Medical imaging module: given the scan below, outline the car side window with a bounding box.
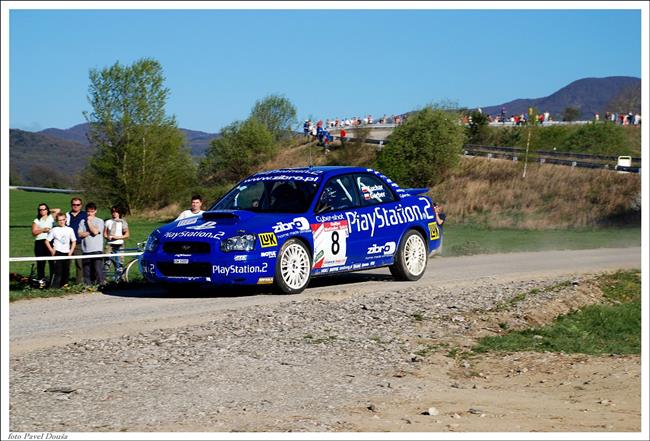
[315,174,359,214]
[355,174,396,206]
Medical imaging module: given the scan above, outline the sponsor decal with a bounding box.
[257,277,274,285]
[353,263,362,269]
[177,217,198,227]
[272,217,310,234]
[260,250,277,258]
[344,199,434,237]
[367,241,397,256]
[173,258,189,264]
[141,263,156,275]
[173,254,191,257]
[213,263,269,276]
[360,183,387,201]
[234,255,248,261]
[428,222,440,240]
[315,213,345,223]
[243,174,320,183]
[164,230,225,240]
[259,232,278,248]
[311,221,348,268]
[186,221,218,230]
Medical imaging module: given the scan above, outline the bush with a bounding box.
[376,107,465,187]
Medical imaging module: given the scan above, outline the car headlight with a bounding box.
[221,234,257,252]
[144,233,160,252]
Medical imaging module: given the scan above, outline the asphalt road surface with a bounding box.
[9,247,641,355]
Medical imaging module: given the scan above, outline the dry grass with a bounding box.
[431,157,641,229]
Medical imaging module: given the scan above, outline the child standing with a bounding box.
[45,213,76,288]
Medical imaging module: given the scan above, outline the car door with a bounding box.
[351,173,400,268]
[311,174,361,273]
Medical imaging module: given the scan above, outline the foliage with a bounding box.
[562,106,581,122]
[473,271,641,355]
[466,110,490,144]
[376,107,465,187]
[82,58,195,213]
[250,94,297,141]
[564,121,628,155]
[481,124,639,156]
[199,118,276,186]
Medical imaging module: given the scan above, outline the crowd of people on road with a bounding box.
[31,195,205,289]
[480,106,641,126]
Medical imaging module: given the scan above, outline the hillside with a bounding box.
[481,76,640,120]
[9,129,93,187]
[39,123,218,157]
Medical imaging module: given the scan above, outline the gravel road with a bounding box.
[8,247,642,433]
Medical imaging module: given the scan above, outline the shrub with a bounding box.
[376,107,465,187]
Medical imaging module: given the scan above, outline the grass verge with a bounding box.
[473,270,641,355]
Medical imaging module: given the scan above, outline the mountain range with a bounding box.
[10,75,640,187]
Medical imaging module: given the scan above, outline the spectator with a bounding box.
[44,213,76,289]
[433,202,446,227]
[65,197,86,284]
[340,128,347,147]
[176,195,205,221]
[31,203,60,284]
[78,202,105,286]
[104,205,130,275]
[303,120,310,138]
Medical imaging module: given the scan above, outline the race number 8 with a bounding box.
[332,231,340,254]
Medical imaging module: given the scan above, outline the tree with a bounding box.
[81,58,195,213]
[466,109,490,144]
[376,107,465,187]
[250,94,297,141]
[562,106,581,122]
[199,118,276,186]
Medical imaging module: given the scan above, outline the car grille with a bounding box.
[158,262,212,277]
[162,242,210,254]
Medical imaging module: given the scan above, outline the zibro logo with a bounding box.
[367,241,396,256]
[272,217,310,234]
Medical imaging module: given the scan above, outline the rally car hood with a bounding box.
[156,210,305,239]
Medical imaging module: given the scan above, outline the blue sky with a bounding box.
[8,6,643,133]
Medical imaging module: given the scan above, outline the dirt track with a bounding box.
[8,247,643,433]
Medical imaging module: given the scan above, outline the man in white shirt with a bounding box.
[176,194,205,221]
[45,213,76,288]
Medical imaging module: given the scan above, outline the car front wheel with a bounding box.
[275,238,312,294]
[390,229,427,281]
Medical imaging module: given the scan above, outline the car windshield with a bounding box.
[210,179,319,213]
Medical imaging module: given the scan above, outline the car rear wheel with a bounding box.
[275,239,312,294]
[389,229,427,281]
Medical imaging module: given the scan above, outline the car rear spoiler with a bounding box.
[402,188,429,196]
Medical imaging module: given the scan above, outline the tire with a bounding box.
[389,230,427,281]
[122,259,139,283]
[274,238,312,294]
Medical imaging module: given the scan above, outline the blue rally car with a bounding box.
[141,166,443,294]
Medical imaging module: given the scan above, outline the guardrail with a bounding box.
[327,136,640,173]
[9,186,82,194]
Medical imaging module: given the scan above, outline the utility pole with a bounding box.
[522,128,532,178]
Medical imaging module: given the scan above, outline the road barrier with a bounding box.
[9,251,142,263]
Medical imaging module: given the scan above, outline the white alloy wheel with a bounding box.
[277,240,311,293]
[403,233,427,276]
[389,230,428,281]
